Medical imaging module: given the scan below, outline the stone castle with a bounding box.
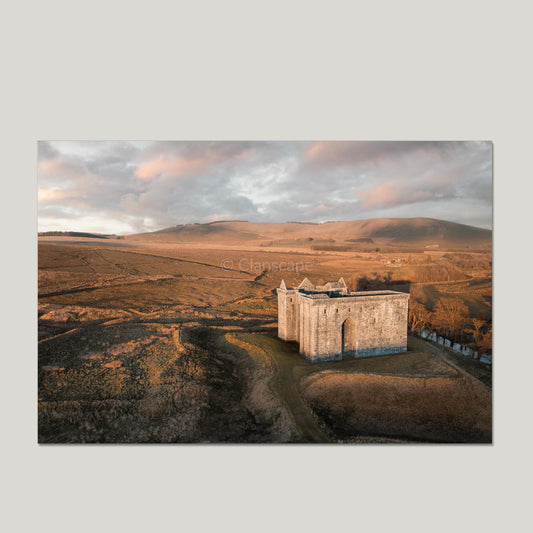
[277,277,409,362]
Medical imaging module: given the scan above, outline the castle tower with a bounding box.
[276,280,300,341]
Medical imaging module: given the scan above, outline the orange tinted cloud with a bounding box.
[305,141,385,166]
[135,155,209,180]
[38,158,86,180]
[135,148,252,180]
[306,141,327,159]
[357,182,431,208]
[38,187,78,202]
[305,141,458,168]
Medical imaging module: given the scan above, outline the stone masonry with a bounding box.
[277,277,409,362]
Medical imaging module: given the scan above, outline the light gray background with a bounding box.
[1,1,530,532]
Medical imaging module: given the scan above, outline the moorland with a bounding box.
[38,217,492,443]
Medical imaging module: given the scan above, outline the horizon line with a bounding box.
[38,215,493,236]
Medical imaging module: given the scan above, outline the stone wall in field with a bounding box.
[419,328,492,365]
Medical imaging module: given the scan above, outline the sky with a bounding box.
[38,140,493,234]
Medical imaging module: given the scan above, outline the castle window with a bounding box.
[324,309,326,314]
[336,309,338,313]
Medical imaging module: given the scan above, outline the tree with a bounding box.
[408,300,429,334]
[471,320,492,355]
[433,297,469,339]
[480,326,492,354]
[472,318,485,346]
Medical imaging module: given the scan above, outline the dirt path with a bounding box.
[225,333,333,443]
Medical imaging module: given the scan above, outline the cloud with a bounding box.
[357,182,431,208]
[38,141,60,161]
[134,141,256,180]
[135,155,209,180]
[38,187,78,203]
[304,141,464,168]
[37,140,493,233]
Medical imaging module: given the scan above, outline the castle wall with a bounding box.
[278,280,409,363]
[298,297,320,358]
[299,292,409,362]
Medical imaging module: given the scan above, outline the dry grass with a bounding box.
[300,372,492,443]
[38,320,298,443]
[38,323,211,442]
[225,333,298,442]
[410,281,492,317]
[38,237,492,443]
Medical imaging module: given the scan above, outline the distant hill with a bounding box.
[125,218,492,250]
[38,231,112,239]
[145,223,260,242]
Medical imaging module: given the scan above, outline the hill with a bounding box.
[38,231,112,239]
[124,217,491,250]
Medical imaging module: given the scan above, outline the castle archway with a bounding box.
[342,317,357,354]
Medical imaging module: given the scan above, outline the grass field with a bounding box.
[410,279,492,318]
[301,372,491,443]
[38,236,492,443]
